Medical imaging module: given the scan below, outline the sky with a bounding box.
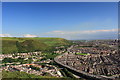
[1,0,120,2]
[2,2,118,40]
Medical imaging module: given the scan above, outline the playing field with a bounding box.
[76,53,88,55]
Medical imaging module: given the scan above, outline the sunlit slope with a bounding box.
[2,40,18,54]
[1,37,70,54]
[2,70,56,78]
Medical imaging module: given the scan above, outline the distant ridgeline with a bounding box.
[1,37,71,54]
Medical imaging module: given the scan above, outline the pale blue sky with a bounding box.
[2,2,118,40]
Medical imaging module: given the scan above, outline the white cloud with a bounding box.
[0,34,12,37]
[48,29,118,35]
[46,29,118,40]
[23,34,38,37]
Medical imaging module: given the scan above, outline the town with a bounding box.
[1,52,63,77]
[55,39,120,80]
[1,39,120,80]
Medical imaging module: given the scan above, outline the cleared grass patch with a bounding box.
[76,53,88,55]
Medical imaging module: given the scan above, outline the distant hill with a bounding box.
[1,37,71,54]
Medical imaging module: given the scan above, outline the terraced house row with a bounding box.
[57,40,120,79]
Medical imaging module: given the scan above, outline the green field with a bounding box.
[2,71,85,80]
[2,70,55,78]
[1,37,71,54]
[41,52,60,60]
[76,53,88,55]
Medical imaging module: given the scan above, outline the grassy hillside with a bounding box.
[2,71,85,80]
[2,70,54,78]
[1,37,70,54]
[2,40,18,54]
